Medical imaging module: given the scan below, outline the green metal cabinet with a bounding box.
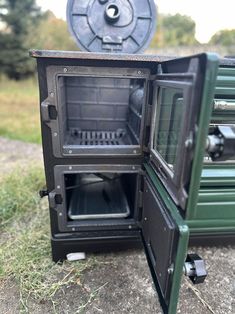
[187,66,235,238]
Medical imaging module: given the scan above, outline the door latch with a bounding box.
[184,254,207,284]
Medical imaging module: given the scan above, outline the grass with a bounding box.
[0,77,41,144]
[0,167,99,313]
[0,166,44,226]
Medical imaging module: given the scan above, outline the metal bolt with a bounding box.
[138,70,142,75]
[168,264,174,274]
[133,150,137,154]
[132,166,136,170]
[59,213,63,217]
[69,150,73,154]
[129,225,132,229]
[57,185,60,189]
[72,228,75,231]
[50,92,54,97]
[54,132,58,137]
[185,138,193,148]
[144,217,147,221]
[64,68,68,73]
[69,166,72,170]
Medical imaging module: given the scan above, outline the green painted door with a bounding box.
[141,54,219,313]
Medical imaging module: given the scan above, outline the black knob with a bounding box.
[184,254,207,284]
[39,189,49,198]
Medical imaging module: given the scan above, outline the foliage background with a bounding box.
[0,0,234,143]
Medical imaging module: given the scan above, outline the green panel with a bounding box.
[186,54,219,220]
[215,67,235,96]
[191,164,235,222]
[201,165,235,186]
[187,219,235,233]
[195,188,235,219]
[145,163,189,314]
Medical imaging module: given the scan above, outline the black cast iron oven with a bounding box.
[31,1,235,313]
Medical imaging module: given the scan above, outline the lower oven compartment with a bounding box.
[53,165,141,228]
[66,173,136,220]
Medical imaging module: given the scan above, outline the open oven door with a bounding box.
[141,54,219,313]
[141,168,189,314]
[149,53,219,211]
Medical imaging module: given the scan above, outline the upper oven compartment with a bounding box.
[42,65,150,158]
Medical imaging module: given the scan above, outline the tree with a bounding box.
[0,0,42,79]
[28,11,78,51]
[210,29,235,46]
[150,13,198,48]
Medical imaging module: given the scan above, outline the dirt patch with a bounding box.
[0,280,20,314]
[0,137,43,177]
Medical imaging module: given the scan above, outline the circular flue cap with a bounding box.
[67,0,157,54]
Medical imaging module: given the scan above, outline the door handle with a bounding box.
[41,101,51,122]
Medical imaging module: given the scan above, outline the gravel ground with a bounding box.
[0,137,43,176]
[0,137,234,314]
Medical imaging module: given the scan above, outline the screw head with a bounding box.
[50,92,54,97]
[168,265,174,274]
[54,132,58,137]
[69,166,72,170]
[69,150,72,154]
[64,68,68,73]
